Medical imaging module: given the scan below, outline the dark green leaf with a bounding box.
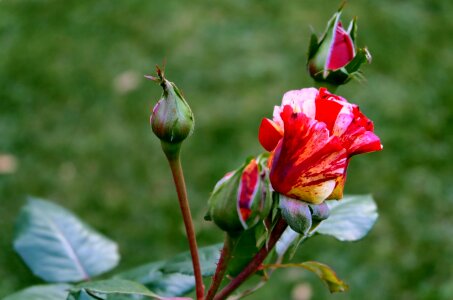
[14,198,120,282]
[67,279,160,300]
[316,194,378,241]
[115,244,221,297]
[161,244,221,276]
[115,261,194,297]
[3,284,71,300]
[226,229,260,277]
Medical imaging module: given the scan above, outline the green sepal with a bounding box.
[347,17,358,43]
[206,166,244,233]
[345,47,371,73]
[307,31,320,60]
[309,202,330,221]
[279,196,312,236]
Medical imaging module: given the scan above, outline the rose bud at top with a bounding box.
[206,156,272,233]
[147,67,194,149]
[258,88,382,204]
[307,7,372,88]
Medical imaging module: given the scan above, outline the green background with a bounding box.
[1,0,452,299]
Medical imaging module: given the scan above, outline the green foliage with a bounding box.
[115,261,194,298]
[263,261,348,293]
[316,195,378,241]
[161,244,221,277]
[2,284,71,300]
[67,279,160,300]
[116,244,221,297]
[297,261,348,293]
[275,195,378,259]
[14,198,120,283]
[225,230,260,277]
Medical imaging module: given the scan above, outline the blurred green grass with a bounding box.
[0,0,452,299]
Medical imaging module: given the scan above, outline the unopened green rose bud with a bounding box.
[206,155,272,234]
[146,66,194,157]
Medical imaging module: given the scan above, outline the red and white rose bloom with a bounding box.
[259,88,382,204]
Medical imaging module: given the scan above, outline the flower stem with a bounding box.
[165,143,204,300]
[206,234,235,300]
[313,81,338,93]
[213,218,288,300]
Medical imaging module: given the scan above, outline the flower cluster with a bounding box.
[208,87,382,235]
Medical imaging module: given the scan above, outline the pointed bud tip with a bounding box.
[338,1,347,12]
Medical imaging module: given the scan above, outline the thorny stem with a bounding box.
[213,218,288,300]
[206,234,235,300]
[166,147,205,300]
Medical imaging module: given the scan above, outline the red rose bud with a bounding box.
[147,67,194,147]
[258,88,382,204]
[206,155,272,233]
[307,8,372,87]
[279,195,312,235]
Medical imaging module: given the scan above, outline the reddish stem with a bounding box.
[213,218,288,300]
[167,157,205,300]
[206,234,235,300]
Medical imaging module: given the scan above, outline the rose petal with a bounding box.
[280,88,319,119]
[258,118,283,152]
[327,22,355,70]
[327,170,347,200]
[237,159,259,227]
[340,107,383,155]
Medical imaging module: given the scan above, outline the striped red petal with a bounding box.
[269,106,347,204]
[315,89,383,156]
[237,159,259,226]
